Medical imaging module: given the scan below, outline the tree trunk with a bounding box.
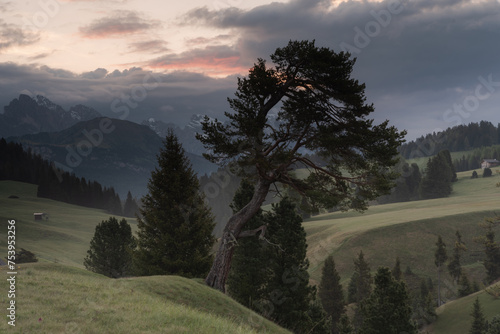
[205,178,272,292]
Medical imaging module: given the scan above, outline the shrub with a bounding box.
[483,168,492,177]
[16,248,38,263]
[471,171,478,179]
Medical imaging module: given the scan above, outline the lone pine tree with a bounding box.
[134,130,215,278]
[84,217,135,278]
[198,39,405,292]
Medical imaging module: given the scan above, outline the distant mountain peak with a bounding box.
[0,94,102,138]
[35,95,60,111]
[187,114,213,129]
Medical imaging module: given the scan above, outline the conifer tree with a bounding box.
[458,273,473,297]
[84,217,135,278]
[359,267,417,334]
[134,130,215,278]
[420,151,454,199]
[348,251,372,304]
[348,251,373,329]
[413,279,436,326]
[226,179,267,308]
[306,298,332,334]
[198,40,405,292]
[123,191,140,218]
[435,235,448,306]
[319,255,346,333]
[337,314,355,334]
[448,230,467,283]
[439,149,457,182]
[482,220,500,283]
[260,197,316,332]
[392,257,402,281]
[486,315,500,334]
[469,297,487,334]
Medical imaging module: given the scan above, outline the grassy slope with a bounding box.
[303,168,500,290]
[0,180,137,268]
[301,168,500,332]
[304,169,500,284]
[0,181,289,333]
[429,282,500,334]
[1,165,499,333]
[0,263,289,333]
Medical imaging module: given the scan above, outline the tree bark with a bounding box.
[205,178,272,292]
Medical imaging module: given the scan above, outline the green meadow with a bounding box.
[0,165,499,333]
[0,263,289,333]
[303,168,500,284]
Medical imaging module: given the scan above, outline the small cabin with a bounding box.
[481,159,500,169]
[34,213,48,221]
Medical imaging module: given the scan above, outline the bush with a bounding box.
[471,171,478,179]
[84,217,135,278]
[16,248,38,263]
[483,168,492,177]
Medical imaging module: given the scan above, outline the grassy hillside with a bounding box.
[0,262,290,333]
[303,168,500,289]
[0,180,137,268]
[0,180,290,333]
[1,164,499,333]
[429,282,500,334]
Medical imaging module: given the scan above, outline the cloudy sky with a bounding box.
[1,0,500,140]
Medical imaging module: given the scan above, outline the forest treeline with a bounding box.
[399,121,500,159]
[453,145,500,172]
[0,138,138,216]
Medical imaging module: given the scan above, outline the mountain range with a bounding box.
[0,94,102,138]
[1,95,218,197]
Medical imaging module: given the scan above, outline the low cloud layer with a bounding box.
[0,63,236,126]
[1,0,499,140]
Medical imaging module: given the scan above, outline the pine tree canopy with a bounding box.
[197,39,406,212]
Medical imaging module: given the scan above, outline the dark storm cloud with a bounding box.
[0,63,236,126]
[79,10,161,38]
[183,0,500,139]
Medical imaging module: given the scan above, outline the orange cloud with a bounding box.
[147,46,249,77]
